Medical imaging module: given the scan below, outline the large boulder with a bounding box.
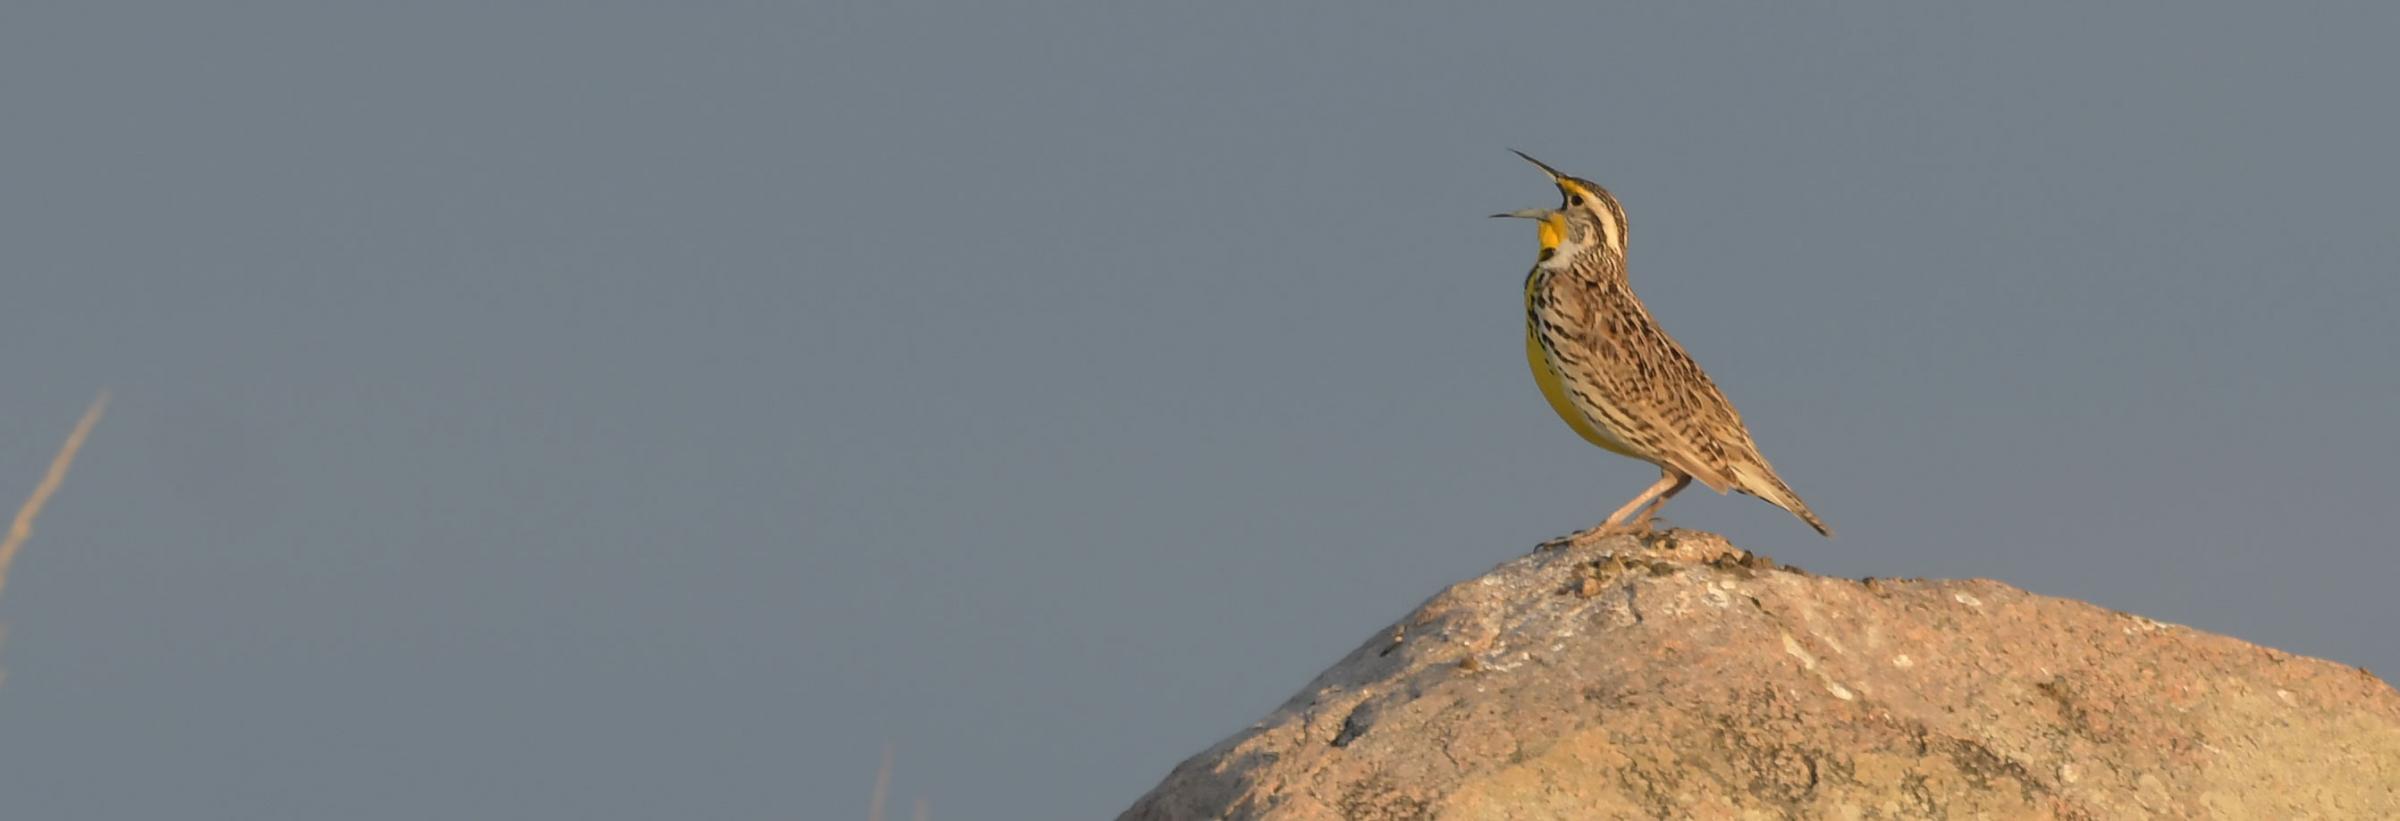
[1122,532,2400,819]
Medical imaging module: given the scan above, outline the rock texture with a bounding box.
[1121,531,2400,820]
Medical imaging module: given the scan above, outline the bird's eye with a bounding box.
[1570,195,1586,206]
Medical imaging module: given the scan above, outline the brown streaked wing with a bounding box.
[1537,272,1760,494]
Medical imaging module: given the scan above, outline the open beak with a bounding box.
[1497,151,1574,220]
[1495,150,1570,219]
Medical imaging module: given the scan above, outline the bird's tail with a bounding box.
[1730,462,1833,538]
[1783,495,1833,539]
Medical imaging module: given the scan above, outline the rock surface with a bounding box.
[1120,531,2400,820]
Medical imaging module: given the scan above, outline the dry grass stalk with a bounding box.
[0,392,109,606]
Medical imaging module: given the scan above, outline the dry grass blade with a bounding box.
[868,742,893,821]
[0,392,110,605]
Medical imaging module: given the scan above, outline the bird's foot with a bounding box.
[1538,520,1655,551]
[1631,514,1677,544]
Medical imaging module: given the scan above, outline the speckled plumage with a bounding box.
[1504,152,1830,539]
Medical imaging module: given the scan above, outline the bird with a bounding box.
[1494,150,1831,543]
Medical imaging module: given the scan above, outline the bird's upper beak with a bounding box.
[1510,149,1567,181]
[1489,208,1555,220]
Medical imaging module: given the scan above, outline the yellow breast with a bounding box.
[1525,277,1643,459]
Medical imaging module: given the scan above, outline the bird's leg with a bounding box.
[1602,469,1684,533]
[1541,470,1686,550]
[1628,472,1692,533]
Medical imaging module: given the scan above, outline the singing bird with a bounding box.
[1496,151,1831,543]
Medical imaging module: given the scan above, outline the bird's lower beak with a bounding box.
[1490,208,1555,220]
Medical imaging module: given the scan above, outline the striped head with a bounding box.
[1492,150,1627,270]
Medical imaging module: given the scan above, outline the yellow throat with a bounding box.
[1533,211,1565,252]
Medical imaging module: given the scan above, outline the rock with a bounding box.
[1120,531,2400,820]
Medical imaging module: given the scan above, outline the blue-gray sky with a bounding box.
[3,3,2395,819]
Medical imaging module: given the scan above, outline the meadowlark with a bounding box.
[1496,151,1831,543]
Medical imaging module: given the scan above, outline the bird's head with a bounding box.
[1492,150,1626,269]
